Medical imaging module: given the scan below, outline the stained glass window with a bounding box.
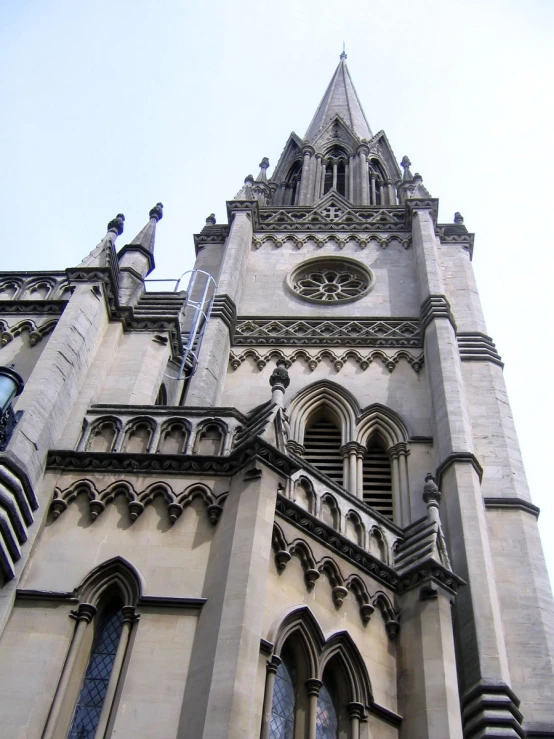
[269,656,296,739]
[68,605,124,739]
[316,681,339,739]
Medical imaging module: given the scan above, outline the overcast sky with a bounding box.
[1,0,553,585]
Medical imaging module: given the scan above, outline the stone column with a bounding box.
[386,180,395,205]
[186,209,253,407]
[320,162,327,198]
[340,442,362,495]
[348,702,365,739]
[369,173,376,205]
[349,155,356,203]
[42,603,96,739]
[313,155,322,202]
[177,462,284,739]
[298,146,314,205]
[260,656,281,739]
[345,161,350,199]
[357,145,369,205]
[306,678,322,739]
[332,161,338,191]
[412,205,523,737]
[390,442,410,527]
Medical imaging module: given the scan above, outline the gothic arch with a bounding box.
[271,605,325,679]
[319,630,373,705]
[288,380,359,444]
[77,556,143,607]
[356,403,409,448]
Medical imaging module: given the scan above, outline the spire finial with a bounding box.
[149,202,163,222]
[340,43,347,61]
[107,213,125,236]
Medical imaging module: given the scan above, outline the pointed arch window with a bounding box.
[363,435,393,520]
[269,654,296,739]
[303,412,343,486]
[68,600,124,738]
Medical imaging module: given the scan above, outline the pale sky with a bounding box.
[1,0,553,585]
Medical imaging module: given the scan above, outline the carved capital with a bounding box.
[306,678,323,697]
[70,602,97,624]
[266,654,282,675]
[348,702,366,721]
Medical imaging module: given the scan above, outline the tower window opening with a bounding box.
[323,167,334,195]
[303,412,343,486]
[286,161,302,205]
[316,674,339,739]
[363,435,393,519]
[336,161,346,197]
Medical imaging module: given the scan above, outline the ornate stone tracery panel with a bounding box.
[234,317,421,347]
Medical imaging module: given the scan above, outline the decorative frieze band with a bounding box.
[457,332,503,366]
[252,233,411,250]
[234,317,421,347]
[257,204,408,232]
[229,348,424,374]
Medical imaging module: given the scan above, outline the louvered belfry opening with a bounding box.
[303,411,343,486]
[363,435,393,520]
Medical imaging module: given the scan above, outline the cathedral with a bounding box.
[0,54,553,738]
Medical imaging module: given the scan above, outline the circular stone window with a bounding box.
[287,256,375,304]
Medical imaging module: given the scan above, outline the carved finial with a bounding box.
[400,156,413,182]
[269,360,290,390]
[149,202,163,222]
[454,212,464,224]
[205,213,216,225]
[107,213,125,235]
[423,472,441,506]
[257,157,270,182]
[340,42,347,61]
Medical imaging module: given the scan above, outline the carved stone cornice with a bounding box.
[420,294,456,332]
[46,436,300,479]
[193,224,230,254]
[0,300,67,316]
[226,199,259,226]
[457,332,503,366]
[406,197,439,223]
[484,497,540,518]
[234,316,421,347]
[257,204,408,233]
[275,495,399,589]
[461,680,524,739]
[395,558,465,596]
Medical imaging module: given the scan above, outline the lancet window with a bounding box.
[303,412,343,486]
[286,161,303,206]
[269,652,297,739]
[363,434,393,520]
[323,147,348,198]
[316,676,339,739]
[68,600,124,738]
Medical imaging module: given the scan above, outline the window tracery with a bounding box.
[269,655,296,739]
[289,257,374,305]
[316,679,339,739]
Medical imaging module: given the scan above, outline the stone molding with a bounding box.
[436,452,484,485]
[47,436,301,479]
[234,316,421,347]
[230,348,424,374]
[461,680,524,738]
[366,701,403,728]
[211,293,237,331]
[484,497,540,518]
[0,300,67,316]
[0,459,38,580]
[16,589,205,611]
[457,332,503,366]
[257,202,408,233]
[420,294,456,332]
[253,232,411,250]
[275,494,399,589]
[0,317,58,347]
[49,478,225,526]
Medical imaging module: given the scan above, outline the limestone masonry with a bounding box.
[0,54,552,738]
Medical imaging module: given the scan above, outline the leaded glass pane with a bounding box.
[269,658,296,739]
[316,682,338,739]
[68,607,124,739]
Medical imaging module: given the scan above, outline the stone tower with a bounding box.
[0,55,552,739]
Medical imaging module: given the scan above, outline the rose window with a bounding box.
[288,257,374,304]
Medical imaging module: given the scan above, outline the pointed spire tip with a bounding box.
[340,42,347,61]
[149,202,163,222]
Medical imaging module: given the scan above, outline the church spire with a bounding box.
[304,54,372,142]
